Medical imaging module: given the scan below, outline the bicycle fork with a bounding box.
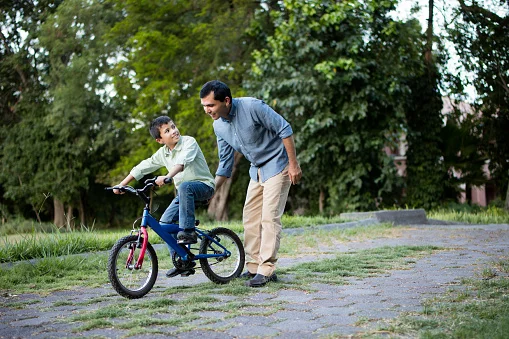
[127,226,149,270]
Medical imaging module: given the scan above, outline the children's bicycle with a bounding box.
[106,177,245,299]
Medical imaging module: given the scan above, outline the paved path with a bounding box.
[1,222,509,338]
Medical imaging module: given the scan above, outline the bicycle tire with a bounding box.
[107,235,158,299]
[199,227,245,284]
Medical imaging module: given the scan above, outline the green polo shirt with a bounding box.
[130,136,215,190]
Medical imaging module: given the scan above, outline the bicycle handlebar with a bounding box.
[105,176,173,205]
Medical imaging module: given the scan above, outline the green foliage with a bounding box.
[248,0,422,212]
[448,1,509,205]
[106,0,264,173]
[0,0,125,225]
[404,65,447,210]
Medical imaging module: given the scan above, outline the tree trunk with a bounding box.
[66,205,74,231]
[53,198,66,228]
[505,179,509,211]
[207,152,243,221]
[78,195,85,227]
[425,0,434,64]
[318,189,325,214]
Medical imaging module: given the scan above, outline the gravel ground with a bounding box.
[1,222,508,338]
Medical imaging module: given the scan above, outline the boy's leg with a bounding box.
[160,197,179,255]
[177,182,214,243]
[243,179,264,275]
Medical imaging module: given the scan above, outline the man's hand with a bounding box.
[289,163,302,185]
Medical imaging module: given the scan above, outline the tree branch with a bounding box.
[457,0,506,24]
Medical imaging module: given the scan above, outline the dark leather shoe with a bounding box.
[177,230,197,244]
[245,273,278,287]
[239,271,256,279]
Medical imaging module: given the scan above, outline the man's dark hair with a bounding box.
[200,80,232,102]
[149,116,173,139]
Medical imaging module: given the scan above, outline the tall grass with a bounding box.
[0,214,346,263]
[0,230,126,263]
[429,205,509,224]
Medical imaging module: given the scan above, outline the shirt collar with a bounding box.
[220,99,237,122]
[163,137,183,156]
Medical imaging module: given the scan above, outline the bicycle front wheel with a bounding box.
[199,227,245,284]
[107,235,158,299]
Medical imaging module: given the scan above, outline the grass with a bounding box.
[428,204,509,224]
[0,229,146,263]
[0,214,347,263]
[59,244,439,336]
[380,258,509,338]
[0,223,393,295]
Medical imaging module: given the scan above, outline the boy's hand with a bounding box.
[113,186,124,195]
[155,176,171,187]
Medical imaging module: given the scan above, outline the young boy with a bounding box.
[113,116,215,277]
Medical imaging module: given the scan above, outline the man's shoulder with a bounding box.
[235,97,262,107]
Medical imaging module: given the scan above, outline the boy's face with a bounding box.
[156,122,180,149]
[201,91,231,120]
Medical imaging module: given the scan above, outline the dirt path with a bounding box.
[1,223,508,338]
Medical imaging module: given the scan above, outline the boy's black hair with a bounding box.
[200,80,232,102]
[149,116,173,139]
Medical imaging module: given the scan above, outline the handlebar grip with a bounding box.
[164,177,173,184]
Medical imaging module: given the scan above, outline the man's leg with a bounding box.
[243,179,264,275]
[258,165,291,277]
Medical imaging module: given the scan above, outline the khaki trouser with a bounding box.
[243,165,292,277]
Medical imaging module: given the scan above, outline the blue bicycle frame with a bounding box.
[140,207,232,261]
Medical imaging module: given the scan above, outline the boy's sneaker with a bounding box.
[166,261,196,278]
[177,230,197,244]
[166,267,196,278]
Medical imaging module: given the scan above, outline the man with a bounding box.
[200,80,302,287]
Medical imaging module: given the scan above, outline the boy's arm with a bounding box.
[155,164,184,186]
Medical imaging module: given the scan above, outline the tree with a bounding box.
[0,0,62,222]
[1,0,123,227]
[450,0,509,209]
[248,0,432,213]
[106,0,272,220]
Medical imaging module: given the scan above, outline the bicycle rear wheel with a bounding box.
[199,227,245,284]
[107,235,158,299]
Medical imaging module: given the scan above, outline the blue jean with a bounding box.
[160,181,214,255]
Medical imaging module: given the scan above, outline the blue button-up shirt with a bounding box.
[214,97,293,183]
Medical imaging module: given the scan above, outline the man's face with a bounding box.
[201,92,230,120]
[156,122,180,149]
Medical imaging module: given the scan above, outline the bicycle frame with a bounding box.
[134,205,233,268]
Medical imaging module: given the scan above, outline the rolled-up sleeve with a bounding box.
[256,101,293,139]
[215,134,235,178]
[130,150,165,181]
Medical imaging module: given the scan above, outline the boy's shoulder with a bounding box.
[181,135,196,143]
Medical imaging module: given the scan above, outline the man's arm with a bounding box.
[282,136,302,185]
[214,175,228,191]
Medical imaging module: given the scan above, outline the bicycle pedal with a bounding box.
[181,269,195,277]
[177,239,197,245]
